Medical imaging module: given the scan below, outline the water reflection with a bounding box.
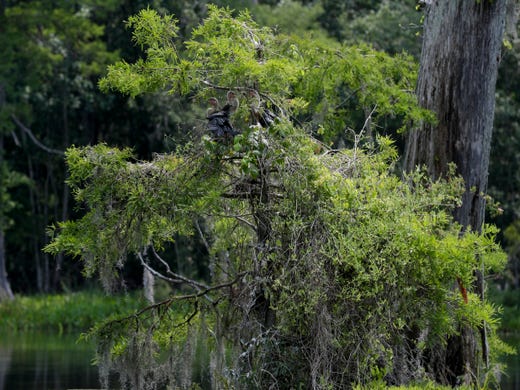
[0,332,99,390]
[0,332,519,389]
[0,344,12,390]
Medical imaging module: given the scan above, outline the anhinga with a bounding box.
[248,90,276,128]
[206,92,239,142]
[206,97,220,117]
[224,90,239,114]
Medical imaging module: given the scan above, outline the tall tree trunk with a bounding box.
[0,230,14,301]
[0,137,14,301]
[404,0,506,385]
[0,83,14,301]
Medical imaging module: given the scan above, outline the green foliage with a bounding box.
[0,161,30,231]
[489,285,520,332]
[99,6,431,142]
[46,143,221,290]
[99,8,180,96]
[341,0,422,58]
[258,139,505,386]
[251,0,327,37]
[46,5,508,389]
[319,0,381,40]
[0,290,144,332]
[1,0,145,293]
[2,1,119,117]
[290,38,434,139]
[48,130,507,387]
[270,141,509,384]
[355,381,471,390]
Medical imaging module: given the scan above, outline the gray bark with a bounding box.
[0,229,14,301]
[404,0,507,385]
[0,87,14,301]
[0,36,15,299]
[405,0,506,231]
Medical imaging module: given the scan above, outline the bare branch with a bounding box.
[234,215,257,231]
[201,80,255,94]
[145,247,210,291]
[10,130,21,147]
[361,105,377,133]
[138,252,191,287]
[150,244,176,275]
[98,271,249,330]
[194,220,212,254]
[11,115,65,155]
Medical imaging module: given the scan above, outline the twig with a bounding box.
[234,216,257,231]
[194,220,212,254]
[10,130,21,147]
[201,80,255,94]
[361,105,378,133]
[11,114,65,155]
[138,252,201,289]
[99,271,249,328]
[147,247,210,290]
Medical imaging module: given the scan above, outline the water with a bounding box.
[0,332,99,390]
[0,332,519,389]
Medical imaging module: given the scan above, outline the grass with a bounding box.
[0,290,146,333]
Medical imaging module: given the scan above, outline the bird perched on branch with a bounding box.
[223,90,239,115]
[206,97,220,117]
[206,92,239,142]
[249,90,276,128]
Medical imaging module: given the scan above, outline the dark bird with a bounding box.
[249,90,276,128]
[206,96,239,142]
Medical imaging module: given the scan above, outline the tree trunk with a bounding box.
[0,132,14,302]
[0,57,12,301]
[0,229,13,301]
[405,0,506,229]
[404,0,506,385]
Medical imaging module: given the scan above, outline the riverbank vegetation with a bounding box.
[0,290,145,333]
[2,288,518,335]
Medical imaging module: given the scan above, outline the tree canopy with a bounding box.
[45,6,509,389]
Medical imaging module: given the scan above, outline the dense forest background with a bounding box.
[0,0,519,296]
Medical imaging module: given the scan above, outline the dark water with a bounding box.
[0,332,519,389]
[0,332,99,390]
